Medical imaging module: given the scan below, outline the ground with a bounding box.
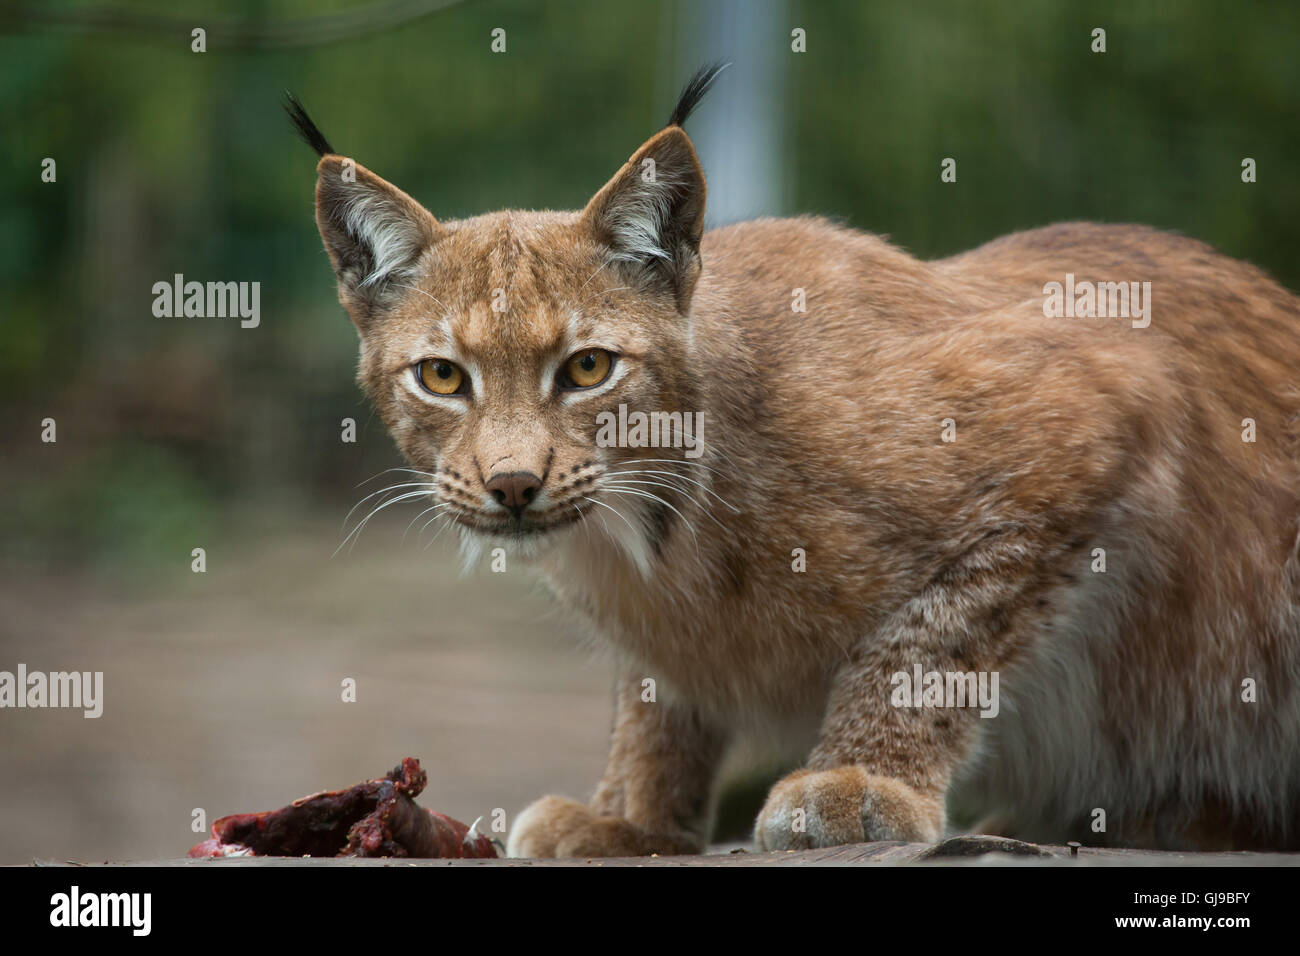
[0,511,611,865]
[5,512,1296,868]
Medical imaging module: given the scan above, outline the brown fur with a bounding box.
[307,114,1300,855]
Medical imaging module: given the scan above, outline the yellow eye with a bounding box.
[561,349,613,389]
[416,359,465,396]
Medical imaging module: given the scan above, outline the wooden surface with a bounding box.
[29,835,1300,867]
[10,524,1298,871]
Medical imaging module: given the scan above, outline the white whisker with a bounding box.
[604,467,740,513]
[608,456,733,481]
[580,494,639,535]
[576,257,614,295]
[422,512,458,551]
[355,466,436,488]
[403,503,450,544]
[335,488,437,557]
[342,481,438,530]
[601,486,699,545]
[600,478,727,534]
[393,283,449,312]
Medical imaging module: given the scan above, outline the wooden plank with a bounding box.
[27,835,1300,867]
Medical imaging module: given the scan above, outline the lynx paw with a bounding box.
[507,795,699,858]
[754,767,943,850]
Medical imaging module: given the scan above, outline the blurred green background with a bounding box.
[0,0,1297,862]
[2,0,1297,568]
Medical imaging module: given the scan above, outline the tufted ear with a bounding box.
[581,127,707,306]
[580,63,726,310]
[313,156,441,320]
[285,93,440,324]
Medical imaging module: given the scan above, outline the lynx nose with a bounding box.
[486,471,542,515]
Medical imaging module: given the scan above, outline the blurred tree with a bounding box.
[1,0,1296,567]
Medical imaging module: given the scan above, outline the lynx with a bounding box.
[288,65,1300,855]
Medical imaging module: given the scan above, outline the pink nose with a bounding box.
[486,471,542,514]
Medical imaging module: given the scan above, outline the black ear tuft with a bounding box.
[283,91,335,157]
[666,62,730,129]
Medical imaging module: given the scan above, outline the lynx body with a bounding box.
[289,69,1300,854]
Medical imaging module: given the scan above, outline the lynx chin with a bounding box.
[289,63,1300,856]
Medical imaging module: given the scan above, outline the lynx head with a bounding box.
[288,65,727,570]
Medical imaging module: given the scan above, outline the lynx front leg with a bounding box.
[754,653,959,849]
[508,673,725,857]
[756,540,1044,850]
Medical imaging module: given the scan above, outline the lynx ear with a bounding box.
[284,94,438,319]
[582,127,706,305]
[581,63,727,307]
[313,156,441,317]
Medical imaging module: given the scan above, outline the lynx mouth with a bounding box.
[455,500,591,538]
